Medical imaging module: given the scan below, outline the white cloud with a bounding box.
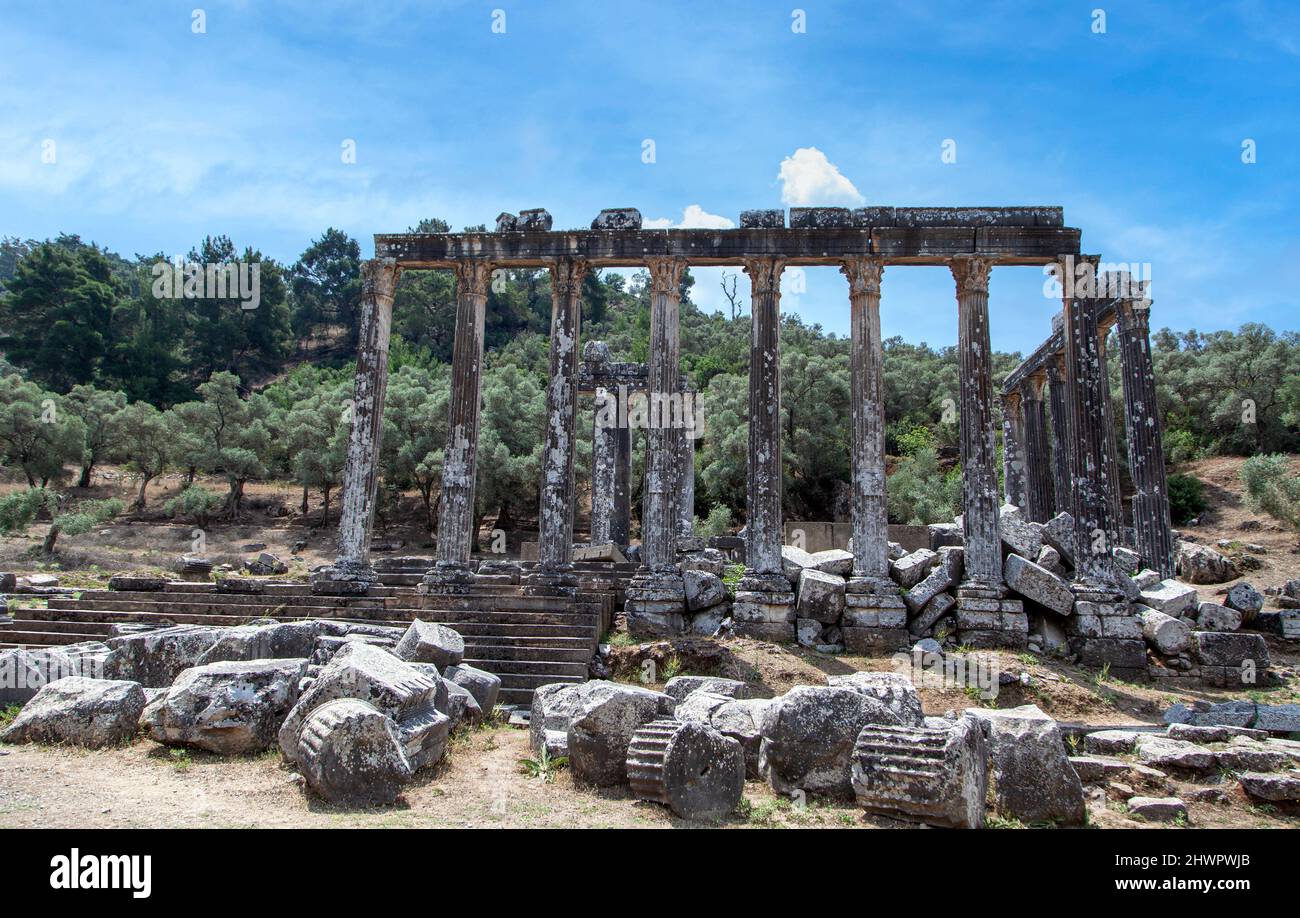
[777,147,864,206]
[644,204,734,229]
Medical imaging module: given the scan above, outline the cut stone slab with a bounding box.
[1068,755,1132,784]
[1127,796,1186,822]
[566,681,675,787]
[1176,541,1238,585]
[0,644,108,705]
[682,570,727,612]
[998,503,1042,560]
[796,568,846,623]
[626,719,745,820]
[1004,553,1073,616]
[1212,738,1293,773]
[1132,569,1162,591]
[296,698,412,806]
[1137,609,1191,655]
[396,703,451,771]
[851,715,987,829]
[890,549,936,589]
[1237,771,1300,802]
[104,625,233,688]
[1191,631,1269,670]
[1081,729,1139,756]
[780,544,818,583]
[663,675,753,702]
[808,549,854,577]
[144,658,307,755]
[1195,602,1242,633]
[758,685,919,799]
[529,682,582,757]
[1138,580,1198,617]
[903,562,957,614]
[0,677,145,749]
[1134,735,1216,773]
[1166,723,1266,744]
[966,704,1085,826]
[1036,545,1064,577]
[393,620,465,669]
[1041,512,1075,566]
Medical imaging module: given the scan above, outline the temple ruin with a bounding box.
[312,204,1174,664]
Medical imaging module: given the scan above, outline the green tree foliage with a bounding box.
[1239,454,1300,530]
[0,487,56,533]
[290,228,363,348]
[167,372,271,518]
[1166,472,1208,524]
[164,485,225,527]
[885,448,962,525]
[65,384,127,487]
[0,376,86,486]
[381,365,450,531]
[43,498,124,554]
[475,363,546,537]
[112,401,171,508]
[0,241,121,390]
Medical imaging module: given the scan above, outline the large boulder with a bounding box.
[796,569,846,623]
[393,620,465,669]
[529,682,583,757]
[442,664,501,716]
[1176,541,1238,585]
[674,691,770,779]
[0,643,108,705]
[966,704,1085,826]
[566,681,675,786]
[1003,553,1074,616]
[1195,602,1242,633]
[143,658,307,754]
[758,685,918,799]
[296,699,413,806]
[826,671,925,727]
[1,677,145,748]
[278,642,438,762]
[683,570,727,612]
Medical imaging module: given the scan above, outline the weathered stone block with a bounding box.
[851,716,987,828]
[788,206,852,228]
[1195,601,1242,633]
[796,568,846,623]
[740,209,784,228]
[682,569,727,612]
[297,698,412,806]
[891,548,937,589]
[1191,631,1269,671]
[1176,541,1238,585]
[591,207,642,231]
[626,719,745,819]
[1225,582,1264,617]
[516,208,552,231]
[808,548,854,577]
[1004,553,1073,615]
[394,620,465,669]
[1138,579,1199,617]
[0,677,145,749]
[1137,609,1191,656]
[966,704,1085,826]
[567,680,675,786]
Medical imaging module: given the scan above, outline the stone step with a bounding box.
[462,644,591,663]
[0,618,114,635]
[82,590,390,610]
[0,629,107,646]
[462,657,589,678]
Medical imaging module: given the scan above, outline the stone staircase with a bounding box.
[0,559,636,706]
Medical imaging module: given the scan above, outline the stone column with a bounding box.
[1057,255,1122,591]
[1046,356,1071,516]
[624,258,689,635]
[1115,288,1175,577]
[675,421,697,540]
[840,256,906,651]
[1001,392,1027,510]
[1097,321,1126,543]
[732,256,795,641]
[315,258,399,594]
[426,260,493,588]
[612,418,632,548]
[951,255,1026,649]
[590,387,618,546]
[1019,375,1054,523]
[528,257,588,589]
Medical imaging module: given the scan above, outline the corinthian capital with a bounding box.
[840,255,884,297]
[361,258,400,301]
[548,257,591,297]
[741,256,786,295]
[453,259,494,298]
[949,255,994,297]
[645,256,687,297]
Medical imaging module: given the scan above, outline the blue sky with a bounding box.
[2,0,1296,354]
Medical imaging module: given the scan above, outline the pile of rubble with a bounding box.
[0,617,501,806]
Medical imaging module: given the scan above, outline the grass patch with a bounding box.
[0,704,20,729]
[517,746,568,783]
[167,748,193,772]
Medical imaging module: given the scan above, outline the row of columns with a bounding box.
[1003,265,1174,579]
[323,249,1172,607]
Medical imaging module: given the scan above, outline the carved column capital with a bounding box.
[949,255,994,297]
[453,259,494,298]
[1002,390,1024,421]
[742,255,787,295]
[645,256,687,296]
[1020,373,1047,402]
[840,255,884,296]
[361,258,400,300]
[548,257,591,297]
